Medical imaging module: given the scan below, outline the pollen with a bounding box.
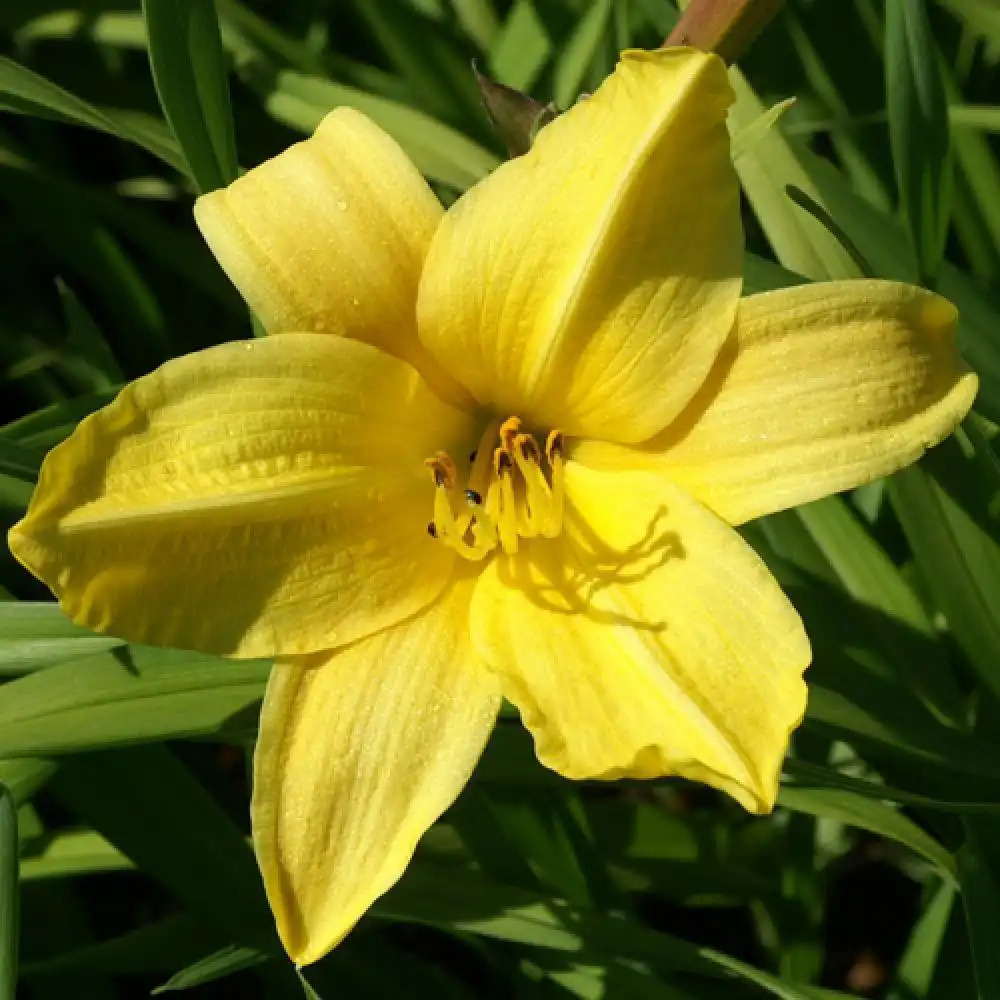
[424,418,565,561]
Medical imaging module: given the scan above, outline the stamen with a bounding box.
[511,432,551,537]
[432,477,488,560]
[544,431,565,538]
[424,418,565,558]
[425,451,457,489]
[494,449,520,555]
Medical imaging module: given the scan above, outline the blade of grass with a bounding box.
[553,0,613,108]
[728,68,858,280]
[489,0,552,93]
[0,57,185,175]
[141,0,239,192]
[0,788,16,1000]
[957,819,1000,1000]
[896,881,957,996]
[153,946,268,994]
[885,0,953,284]
[0,644,269,756]
[19,830,132,881]
[52,745,272,940]
[778,786,958,882]
[0,761,56,808]
[888,438,1000,704]
[253,68,498,190]
[0,602,124,677]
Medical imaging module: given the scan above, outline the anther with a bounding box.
[500,416,522,452]
[424,418,565,559]
[545,430,564,462]
[425,451,457,489]
[517,435,541,463]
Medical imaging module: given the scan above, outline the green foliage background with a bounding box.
[0,0,999,996]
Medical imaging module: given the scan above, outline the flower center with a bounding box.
[425,416,565,560]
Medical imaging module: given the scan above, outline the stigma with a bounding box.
[425,417,565,561]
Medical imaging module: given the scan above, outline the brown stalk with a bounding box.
[663,0,784,63]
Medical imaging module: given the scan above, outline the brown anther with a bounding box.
[465,489,483,505]
[427,521,439,538]
[515,433,541,463]
[545,430,564,462]
[425,451,457,488]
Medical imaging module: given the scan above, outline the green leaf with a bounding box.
[885,0,953,283]
[489,0,552,93]
[52,745,272,939]
[950,105,1000,131]
[778,786,958,881]
[700,950,855,1000]
[802,149,1000,424]
[888,438,1000,703]
[20,830,132,882]
[253,68,499,191]
[152,945,267,993]
[731,98,796,163]
[0,57,185,174]
[785,758,1000,815]
[56,280,124,390]
[0,788,16,1000]
[20,915,216,978]
[803,683,1000,785]
[141,0,239,192]
[0,644,269,756]
[450,0,500,51]
[553,0,613,109]
[1,393,116,454]
[347,0,484,131]
[727,69,858,280]
[0,603,124,677]
[0,760,56,808]
[297,969,323,1000]
[896,882,957,996]
[957,819,1000,1000]
[794,496,963,724]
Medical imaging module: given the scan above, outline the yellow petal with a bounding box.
[194,108,469,407]
[252,576,501,965]
[417,48,742,443]
[9,334,473,657]
[577,280,978,524]
[471,463,810,812]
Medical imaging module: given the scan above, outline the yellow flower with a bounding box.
[8,49,976,965]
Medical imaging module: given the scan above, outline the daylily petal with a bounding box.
[417,48,742,443]
[576,280,978,524]
[471,463,810,812]
[252,576,501,966]
[195,108,469,406]
[9,334,473,657]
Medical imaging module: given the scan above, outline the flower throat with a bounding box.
[426,417,564,560]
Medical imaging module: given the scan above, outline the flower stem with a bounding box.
[663,0,784,64]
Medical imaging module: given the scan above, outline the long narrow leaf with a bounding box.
[141,0,239,192]
[885,0,953,283]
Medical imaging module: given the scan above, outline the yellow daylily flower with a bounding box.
[8,48,976,966]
